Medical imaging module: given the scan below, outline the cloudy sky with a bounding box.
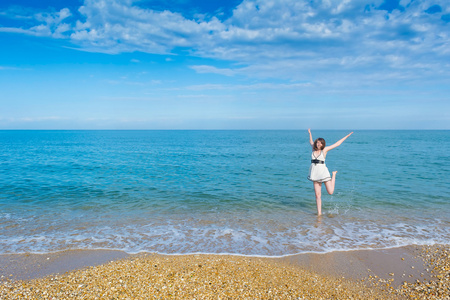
[0,0,449,129]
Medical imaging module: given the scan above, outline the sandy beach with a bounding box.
[1,244,449,299]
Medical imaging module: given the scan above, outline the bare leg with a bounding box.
[313,182,322,216]
[324,171,338,195]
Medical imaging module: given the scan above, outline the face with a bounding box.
[316,140,323,150]
[314,138,325,150]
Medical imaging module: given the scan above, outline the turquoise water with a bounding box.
[0,130,449,256]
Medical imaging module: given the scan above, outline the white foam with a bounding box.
[1,211,449,256]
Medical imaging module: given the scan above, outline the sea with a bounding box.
[0,130,449,256]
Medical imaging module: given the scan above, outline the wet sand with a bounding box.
[0,250,129,282]
[1,245,448,299]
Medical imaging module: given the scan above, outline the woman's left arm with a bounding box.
[324,132,353,153]
[308,128,314,147]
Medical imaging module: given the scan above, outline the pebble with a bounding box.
[394,245,450,299]
[364,244,450,299]
[1,245,449,299]
[0,253,392,299]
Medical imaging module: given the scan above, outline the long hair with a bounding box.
[313,138,326,151]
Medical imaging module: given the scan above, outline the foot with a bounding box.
[332,171,338,177]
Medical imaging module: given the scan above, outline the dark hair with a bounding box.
[313,138,326,151]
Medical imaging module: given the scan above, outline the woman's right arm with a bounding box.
[308,128,314,147]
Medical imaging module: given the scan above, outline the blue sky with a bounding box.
[0,0,449,129]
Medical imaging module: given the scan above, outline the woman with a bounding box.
[308,129,353,216]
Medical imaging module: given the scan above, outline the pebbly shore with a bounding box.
[1,244,448,299]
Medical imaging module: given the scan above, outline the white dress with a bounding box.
[307,151,331,182]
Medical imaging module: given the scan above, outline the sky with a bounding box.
[0,0,449,130]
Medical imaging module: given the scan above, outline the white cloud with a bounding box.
[1,0,449,85]
[67,0,224,54]
[185,82,312,91]
[7,116,66,122]
[0,65,30,71]
[190,65,236,76]
[0,7,71,38]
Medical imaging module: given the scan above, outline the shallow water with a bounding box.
[0,130,449,255]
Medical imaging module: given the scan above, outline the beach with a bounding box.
[1,130,449,298]
[1,244,449,299]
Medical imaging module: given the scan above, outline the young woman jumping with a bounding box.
[308,129,353,216]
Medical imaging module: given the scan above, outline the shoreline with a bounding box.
[1,245,448,299]
[0,245,429,284]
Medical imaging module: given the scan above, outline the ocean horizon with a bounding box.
[1,130,449,256]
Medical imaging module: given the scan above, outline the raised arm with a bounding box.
[308,128,314,147]
[324,132,353,154]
